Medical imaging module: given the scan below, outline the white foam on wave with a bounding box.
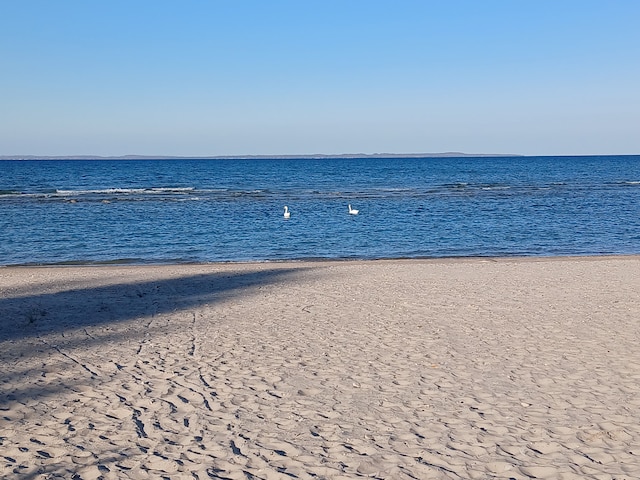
[55,187,195,196]
[149,187,195,193]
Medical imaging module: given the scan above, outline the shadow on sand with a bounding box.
[1,265,327,478]
[0,266,310,404]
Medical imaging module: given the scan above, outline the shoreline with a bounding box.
[3,252,640,269]
[2,256,639,478]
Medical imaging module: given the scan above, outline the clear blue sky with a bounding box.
[1,0,639,156]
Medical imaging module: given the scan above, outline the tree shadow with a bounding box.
[1,267,306,340]
[1,264,341,479]
[0,266,312,405]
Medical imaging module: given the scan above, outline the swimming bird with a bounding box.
[348,204,359,215]
[283,206,290,219]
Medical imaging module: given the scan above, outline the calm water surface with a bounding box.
[1,156,639,265]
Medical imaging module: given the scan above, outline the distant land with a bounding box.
[0,152,522,160]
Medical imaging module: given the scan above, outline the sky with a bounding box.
[1,0,639,157]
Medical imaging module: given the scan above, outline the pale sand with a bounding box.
[1,257,640,479]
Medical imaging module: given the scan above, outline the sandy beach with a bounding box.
[1,256,640,479]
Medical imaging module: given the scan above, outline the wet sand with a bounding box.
[1,257,640,479]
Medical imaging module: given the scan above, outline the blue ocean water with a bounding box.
[1,156,640,265]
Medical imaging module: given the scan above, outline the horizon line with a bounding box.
[2,152,639,160]
[1,152,517,160]
[0,152,598,160]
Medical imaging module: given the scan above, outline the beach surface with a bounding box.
[1,257,640,479]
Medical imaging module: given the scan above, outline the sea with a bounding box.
[1,155,639,266]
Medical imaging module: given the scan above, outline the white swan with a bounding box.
[283,206,290,219]
[348,204,359,215]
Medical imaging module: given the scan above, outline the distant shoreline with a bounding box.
[1,152,523,160]
[3,153,640,161]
